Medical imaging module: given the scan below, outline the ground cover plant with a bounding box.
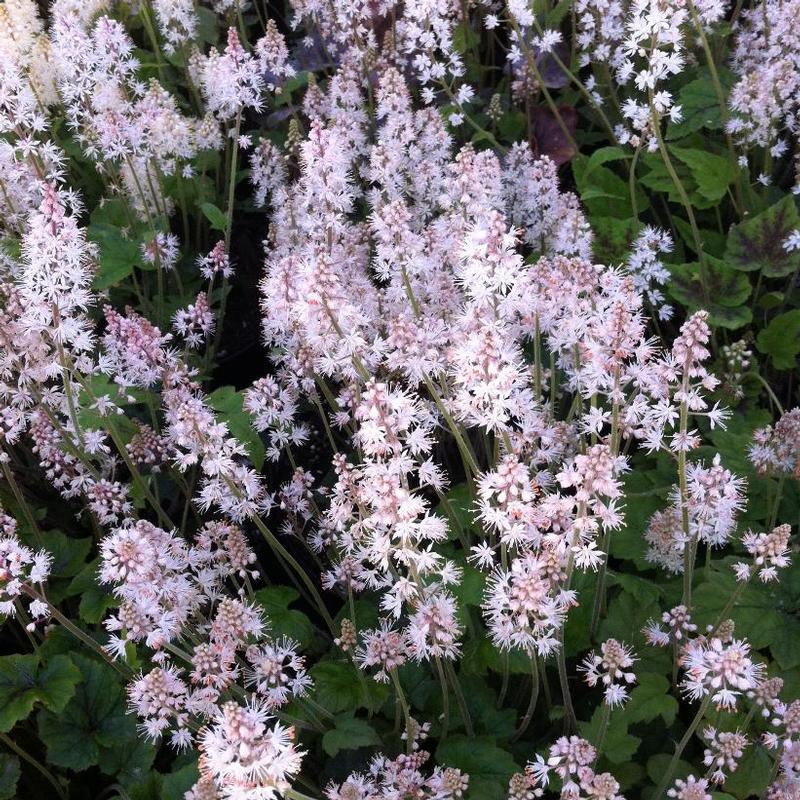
[2,0,800,798]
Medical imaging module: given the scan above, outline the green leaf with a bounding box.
[545,0,573,26]
[0,654,81,732]
[98,731,156,787]
[67,559,117,624]
[572,156,648,218]
[585,146,629,177]
[646,753,692,785]
[0,754,19,800]
[196,6,217,44]
[758,290,784,310]
[725,195,800,276]
[254,585,315,649]
[455,675,517,739]
[436,736,520,800]
[563,579,593,656]
[590,216,641,265]
[161,760,200,799]
[692,565,800,668]
[450,562,486,609]
[452,21,480,54]
[311,661,388,714]
[613,761,646,792]
[43,531,92,578]
[756,309,800,369]
[88,223,141,289]
[580,705,641,763]
[668,258,752,329]
[129,773,163,800]
[621,673,678,726]
[672,216,726,258]
[497,111,525,143]
[669,146,736,203]
[668,78,726,139]
[610,468,670,565]
[639,152,720,211]
[439,483,478,535]
[90,198,129,228]
[199,202,227,232]
[322,715,381,756]
[610,574,662,606]
[703,304,752,330]
[207,385,266,470]
[38,655,130,771]
[0,753,22,800]
[398,661,438,710]
[707,407,772,478]
[639,153,696,203]
[599,590,659,646]
[770,616,800,670]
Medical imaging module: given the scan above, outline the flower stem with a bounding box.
[511,655,540,742]
[557,627,577,733]
[653,695,713,800]
[592,702,612,765]
[390,668,414,753]
[246,507,335,634]
[0,732,66,800]
[649,98,711,305]
[445,659,474,737]
[435,657,450,740]
[286,789,321,800]
[23,586,130,677]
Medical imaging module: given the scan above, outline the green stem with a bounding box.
[685,0,744,218]
[511,655,539,742]
[246,506,335,634]
[445,659,474,736]
[286,789,321,800]
[543,46,618,144]
[140,1,167,81]
[628,144,642,222]
[589,529,612,641]
[0,732,66,800]
[649,98,711,305]
[422,375,480,477]
[769,475,785,530]
[677,383,694,608]
[592,702,612,764]
[24,586,130,677]
[557,626,577,733]
[224,112,242,249]
[755,372,785,416]
[710,579,747,634]
[653,695,713,800]
[498,650,510,708]
[0,460,44,546]
[435,657,450,740]
[390,668,414,753]
[67,368,174,529]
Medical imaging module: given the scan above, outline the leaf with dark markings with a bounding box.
[726,196,800,276]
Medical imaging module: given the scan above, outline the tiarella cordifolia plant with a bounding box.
[0,2,800,800]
